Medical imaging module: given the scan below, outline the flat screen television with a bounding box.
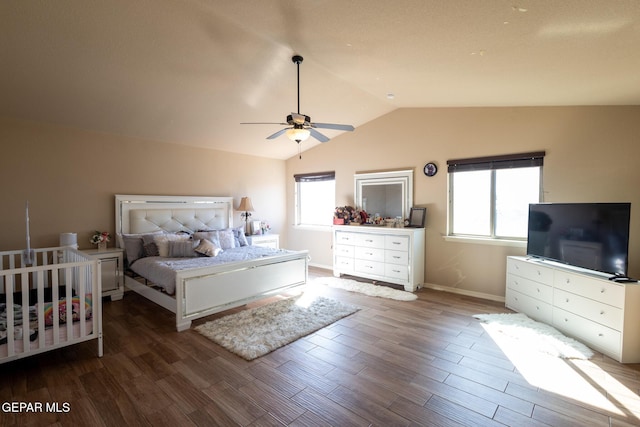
[526,203,631,276]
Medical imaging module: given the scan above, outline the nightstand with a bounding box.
[247,234,279,249]
[84,247,125,301]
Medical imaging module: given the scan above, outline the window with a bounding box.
[294,171,335,227]
[447,152,544,240]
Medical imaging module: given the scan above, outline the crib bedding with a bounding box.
[0,319,95,358]
[129,245,293,295]
[0,296,94,355]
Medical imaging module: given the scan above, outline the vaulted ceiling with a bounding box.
[2,1,639,159]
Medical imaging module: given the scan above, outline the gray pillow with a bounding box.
[122,231,165,265]
[193,231,221,248]
[232,226,249,246]
[168,239,198,257]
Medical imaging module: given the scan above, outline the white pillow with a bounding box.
[154,233,191,257]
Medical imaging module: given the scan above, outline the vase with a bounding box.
[98,241,107,251]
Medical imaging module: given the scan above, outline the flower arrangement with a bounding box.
[334,206,358,224]
[90,231,111,245]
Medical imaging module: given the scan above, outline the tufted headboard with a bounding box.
[115,195,234,241]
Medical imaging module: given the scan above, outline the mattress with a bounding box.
[129,246,292,295]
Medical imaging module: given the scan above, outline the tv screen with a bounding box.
[527,203,631,276]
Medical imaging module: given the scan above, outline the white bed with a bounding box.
[1,247,103,364]
[115,195,309,331]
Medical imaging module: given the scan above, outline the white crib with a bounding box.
[0,246,103,364]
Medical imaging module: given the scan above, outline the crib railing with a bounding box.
[0,246,102,361]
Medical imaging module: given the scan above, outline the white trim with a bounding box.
[422,282,505,303]
[443,235,527,248]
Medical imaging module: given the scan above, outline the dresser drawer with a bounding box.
[553,307,621,358]
[334,256,354,272]
[385,235,409,251]
[385,249,408,265]
[355,246,385,262]
[554,289,623,331]
[355,259,385,276]
[355,233,385,248]
[506,273,553,304]
[554,271,624,308]
[385,264,408,281]
[507,258,553,284]
[505,288,553,324]
[334,244,354,258]
[335,231,357,245]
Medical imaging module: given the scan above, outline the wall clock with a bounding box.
[423,162,438,177]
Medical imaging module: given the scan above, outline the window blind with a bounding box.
[294,171,335,182]
[447,151,545,173]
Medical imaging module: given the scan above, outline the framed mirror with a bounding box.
[354,170,413,220]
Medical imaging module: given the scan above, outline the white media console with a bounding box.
[506,256,640,363]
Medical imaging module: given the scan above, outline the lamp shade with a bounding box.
[59,232,78,248]
[237,197,254,212]
[286,128,310,142]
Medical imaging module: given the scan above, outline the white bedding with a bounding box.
[129,246,294,295]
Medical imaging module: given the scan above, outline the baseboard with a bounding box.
[421,282,505,303]
[309,262,333,271]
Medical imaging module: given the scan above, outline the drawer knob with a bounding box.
[564,318,568,322]
[566,278,571,284]
[600,289,605,294]
[598,333,604,337]
[365,239,373,242]
[600,310,605,315]
[392,269,401,273]
[536,288,540,293]
[392,241,401,245]
[537,270,541,276]
[565,298,569,303]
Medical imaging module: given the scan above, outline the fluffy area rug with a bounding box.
[194,295,359,360]
[473,312,594,360]
[311,276,418,301]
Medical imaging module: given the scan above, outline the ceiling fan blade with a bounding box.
[241,122,289,125]
[312,122,355,131]
[309,128,330,143]
[266,128,290,140]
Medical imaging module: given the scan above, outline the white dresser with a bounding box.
[506,256,640,363]
[333,225,425,291]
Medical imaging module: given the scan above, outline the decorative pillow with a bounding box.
[122,231,165,264]
[194,239,223,257]
[168,239,199,257]
[41,296,93,326]
[143,242,159,257]
[193,231,220,247]
[154,233,191,257]
[232,226,249,247]
[217,229,236,249]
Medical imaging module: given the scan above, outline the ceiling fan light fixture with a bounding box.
[286,128,310,142]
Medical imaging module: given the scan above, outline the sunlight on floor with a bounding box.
[481,324,640,419]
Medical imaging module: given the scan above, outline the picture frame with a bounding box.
[407,207,426,228]
[251,220,262,235]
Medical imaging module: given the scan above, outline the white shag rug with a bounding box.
[195,295,359,360]
[312,277,418,301]
[473,312,594,360]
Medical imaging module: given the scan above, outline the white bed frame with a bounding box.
[115,195,308,331]
[1,246,103,364]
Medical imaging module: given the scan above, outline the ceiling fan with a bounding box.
[241,55,355,146]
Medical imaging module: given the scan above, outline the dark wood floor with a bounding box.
[3,267,640,426]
